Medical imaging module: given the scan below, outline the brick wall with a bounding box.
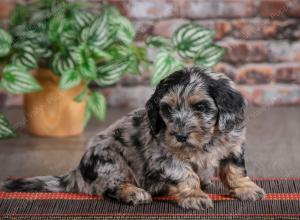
[1,0,300,107]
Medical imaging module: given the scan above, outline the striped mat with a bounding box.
[0,178,299,219]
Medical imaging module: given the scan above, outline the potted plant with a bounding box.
[0,0,146,137]
[146,24,226,85]
[0,1,225,139]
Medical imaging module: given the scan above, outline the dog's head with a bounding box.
[146,67,245,152]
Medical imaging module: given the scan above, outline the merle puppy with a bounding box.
[2,68,265,210]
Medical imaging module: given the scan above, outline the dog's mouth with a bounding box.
[181,142,197,149]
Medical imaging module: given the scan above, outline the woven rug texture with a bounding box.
[0,178,299,219]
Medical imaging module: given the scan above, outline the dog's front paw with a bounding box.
[123,188,152,205]
[178,194,213,210]
[200,179,213,191]
[230,184,265,201]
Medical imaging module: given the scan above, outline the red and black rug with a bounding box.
[0,178,299,219]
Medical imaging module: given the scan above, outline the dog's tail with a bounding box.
[1,170,81,193]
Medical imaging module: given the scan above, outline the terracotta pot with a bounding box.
[24,69,87,137]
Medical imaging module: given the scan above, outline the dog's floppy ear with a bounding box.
[145,89,165,135]
[208,77,246,132]
[146,70,188,135]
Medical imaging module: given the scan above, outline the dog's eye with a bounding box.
[192,101,211,113]
[160,102,172,118]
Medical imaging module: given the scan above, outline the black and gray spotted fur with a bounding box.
[2,68,265,210]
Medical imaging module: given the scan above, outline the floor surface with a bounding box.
[0,106,299,181]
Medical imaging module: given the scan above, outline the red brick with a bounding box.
[221,40,269,64]
[260,0,289,18]
[153,19,189,38]
[0,90,7,108]
[292,42,300,61]
[0,1,15,19]
[182,0,257,19]
[231,19,262,40]
[267,41,293,62]
[269,42,300,62]
[214,63,237,81]
[261,20,300,40]
[287,0,300,18]
[260,0,300,18]
[275,63,300,84]
[198,20,232,40]
[211,19,300,41]
[236,64,274,85]
[208,19,300,41]
[124,0,179,19]
[238,84,300,106]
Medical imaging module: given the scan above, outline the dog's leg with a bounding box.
[116,183,152,205]
[168,168,213,210]
[219,145,265,201]
[197,166,215,191]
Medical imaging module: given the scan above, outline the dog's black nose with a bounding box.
[175,134,188,142]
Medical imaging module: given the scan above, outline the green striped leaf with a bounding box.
[14,41,51,59]
[151,51,183,85]
[86,13,110,49]
[13,41,39,69]
[99,26,118,49]
[59,69,82,90]
[90,47,112,59]
[102,5,136,45]
[102,5,135,44]
[108,45,132,58]
[52,53,76,75]
[0,41,12,58]
[80,27,90,42]
[104,44,144,75]
[49,17,77,46]
[96,58,130,86]
[48,17,65,43]
[88,91,107,122]
[87,25,117,51]
[9,4,28,27]
[126,55,139,75]
[35,47,52,58]
[74,11,96,29]
[146,36,172,50]
[0,28,12,44]
[60,28,77,46]
[113,16,135,44]
[74,87,87,103]
[12,51,38,69]
[0,113,16,139]
[172,24,215,59]
[1,64,42,94]
[79,57,97,79]
[195,45,226,68]
[69,47,84,65]
[0,28,12,57]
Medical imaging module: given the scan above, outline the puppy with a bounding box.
[2,68,265,210]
